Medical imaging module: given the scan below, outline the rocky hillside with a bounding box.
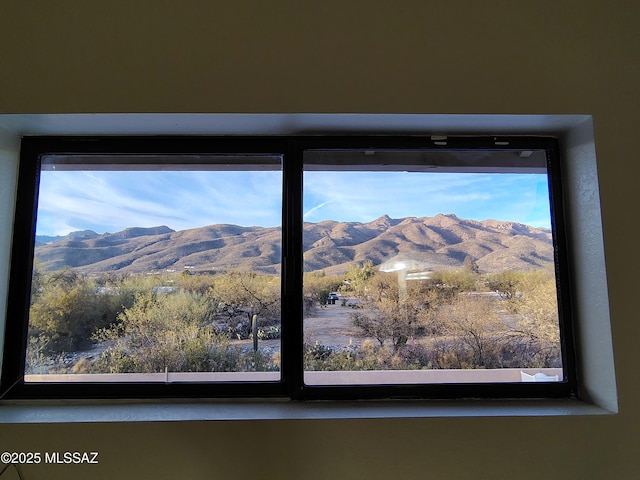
[35,214,554,275]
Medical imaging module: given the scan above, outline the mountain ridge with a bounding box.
[34,215,554,275]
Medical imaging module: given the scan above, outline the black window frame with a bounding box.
[0,135,577,401]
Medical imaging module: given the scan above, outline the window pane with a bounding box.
[26,155,282,383]
[303,149,563,385]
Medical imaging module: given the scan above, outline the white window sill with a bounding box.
[0,397,613,423]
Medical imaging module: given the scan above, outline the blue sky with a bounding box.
[36,170,551,236]
[303,171,551,228]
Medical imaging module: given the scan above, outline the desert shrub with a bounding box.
[507,270,562,367]
[90,290,246,373]
[119,274,168,298]
[343,261,375,296]
[429,338,477,369]
[347,267,485,350]
[486,271,520,299]
[429,269,479,294]
[303,271,343,311]
[350,273,435,350]
[24,336,70,374]
[396,337,502,370]
[256,325,281,341]
[304,341,334,363]
[304,339,406,371]
[28,269,133,355]
[396,342,436,369]
[89,345,137,373]
[437,295,505,368]
[235,349,279,372]
[304,341,361,372]
[173,272,217,294]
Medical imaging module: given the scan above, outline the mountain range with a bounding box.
[34,214,554,275]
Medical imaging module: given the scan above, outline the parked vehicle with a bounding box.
[327,292,339,304]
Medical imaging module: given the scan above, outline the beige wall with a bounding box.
[1,1,638,478]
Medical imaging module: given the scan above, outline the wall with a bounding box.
[0,1,638,479]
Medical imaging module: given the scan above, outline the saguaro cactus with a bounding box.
[252,314,258,352]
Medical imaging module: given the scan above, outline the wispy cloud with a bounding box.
[36,169,551,236]
[303,200,333,219]
[37,170,283,236]
[302,171,551,227]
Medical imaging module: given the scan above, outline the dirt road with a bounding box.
[303,303,363,348]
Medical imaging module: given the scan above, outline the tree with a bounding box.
[430,269,478,295]
[206,271,281,344]
[508,270,562,367]
[211,272,280,322]
[486,270,522,300]
[438,295,505,368]
[350,272,430,351]
[303,271,343,312]
[343,260,375,296]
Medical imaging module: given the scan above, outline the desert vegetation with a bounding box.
[26,268,281,374]
[26,259,561,376]
[303,263,562,372]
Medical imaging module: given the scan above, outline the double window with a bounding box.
[1,136,576,400]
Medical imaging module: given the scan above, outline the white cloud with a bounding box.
[36,170,282,235]
[302,171,551,227]
[303,200,333,219]
[35,169,550,236]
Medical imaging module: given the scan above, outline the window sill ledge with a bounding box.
[0,397,613,423]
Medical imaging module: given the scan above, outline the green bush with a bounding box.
[28,269,134,354]
[91,290,231,373]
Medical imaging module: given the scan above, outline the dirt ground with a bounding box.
[303,303,363,348]
[225,303,360,355]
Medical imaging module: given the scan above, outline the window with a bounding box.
[0,135,576,400]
